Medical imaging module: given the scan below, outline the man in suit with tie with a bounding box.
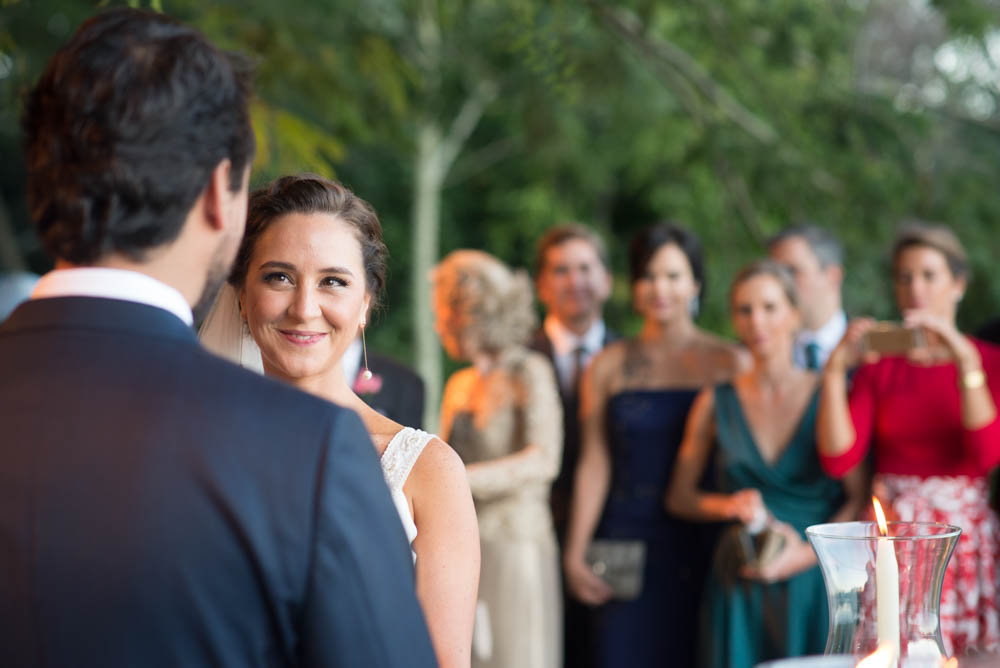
[769,224,847,371]
[530,224,615,668]
[0,9,436,668]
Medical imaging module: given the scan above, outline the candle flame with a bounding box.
[940,659,958,668]
[856,643,896,667]
[872,496,889,537]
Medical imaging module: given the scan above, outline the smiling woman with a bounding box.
[239,212,370,390]
[561,223,746,668]
[199,174,480,668]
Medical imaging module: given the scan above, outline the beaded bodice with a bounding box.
[380,427,434,558]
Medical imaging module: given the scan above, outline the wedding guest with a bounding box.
[435,250,563,668]
[0,10,436,668]
[342,334,426,428]
[562,223,745,668]
[200,174,479,667]
[530,223,616,668]
[668,260,867,668]
[768,224,846,371]
[817,222,1000,656]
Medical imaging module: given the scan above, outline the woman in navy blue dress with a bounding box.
[562,223,747,667]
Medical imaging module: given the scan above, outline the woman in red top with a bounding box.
[817,223,1000,656]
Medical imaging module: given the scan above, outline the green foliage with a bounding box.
[3,0,1000,357]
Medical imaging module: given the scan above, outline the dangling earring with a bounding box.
[360,323,373,381]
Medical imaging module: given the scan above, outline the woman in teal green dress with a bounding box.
[667,260,867,668]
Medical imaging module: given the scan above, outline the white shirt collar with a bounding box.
[794,309,846,368]
[31,267,194,326]
[543,315,606,357]
[803,309,847,351]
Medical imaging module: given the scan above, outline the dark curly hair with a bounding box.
[22,8,255,264]
[228,174,388,309]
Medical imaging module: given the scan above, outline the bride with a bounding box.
[200,173,480,668]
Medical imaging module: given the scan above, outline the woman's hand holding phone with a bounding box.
[826,318,878,374]
[902,309,979,369]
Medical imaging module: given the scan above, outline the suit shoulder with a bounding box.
[190,346,352,427]
[526,328,551,355]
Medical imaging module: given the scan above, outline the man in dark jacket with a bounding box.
[0,9,436,668]
[530,224,616,668]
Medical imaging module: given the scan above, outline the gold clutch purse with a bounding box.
[585,539,646,601]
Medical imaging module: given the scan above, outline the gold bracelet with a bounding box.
[959,369,986,389]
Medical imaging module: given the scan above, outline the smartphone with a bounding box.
[861,322,925,355]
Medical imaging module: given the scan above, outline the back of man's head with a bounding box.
[22,8,255,265]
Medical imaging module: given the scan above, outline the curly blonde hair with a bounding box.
[432,250,537,354]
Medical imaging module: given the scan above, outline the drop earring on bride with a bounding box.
[360,322,373,381]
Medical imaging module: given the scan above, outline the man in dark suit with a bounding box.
[530,224,616,668]
[342,336,426,428]
[0,10,436,668]
[768,224,847,370]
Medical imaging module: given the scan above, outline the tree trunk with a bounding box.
[411,121,446,430]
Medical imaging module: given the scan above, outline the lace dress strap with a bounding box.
[380,427,435,491]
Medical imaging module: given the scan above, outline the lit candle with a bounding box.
[873,498,900,664]
[856,644,896,667]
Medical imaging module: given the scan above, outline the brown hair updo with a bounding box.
[228,173,388,309]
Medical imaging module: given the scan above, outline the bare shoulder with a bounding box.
[407,436,471,503]
[445,365,477,387]
[690,385,717,418]
[442,366,477,399]
[683,386,718,441]
[590,339,628,375]
[694,331,748,379]
[363,408,405,454]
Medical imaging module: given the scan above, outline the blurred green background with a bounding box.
[3,0,1000,423]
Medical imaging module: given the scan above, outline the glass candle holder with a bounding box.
[805,521,961,666]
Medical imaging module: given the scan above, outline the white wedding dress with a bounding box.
[380,427,434,559]
[198,284,430,555]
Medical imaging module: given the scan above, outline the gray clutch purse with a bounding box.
[586,539,646,600]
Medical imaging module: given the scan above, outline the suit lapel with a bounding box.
[529,328,556,361]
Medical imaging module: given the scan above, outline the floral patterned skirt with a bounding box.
[876,474,1000,656]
